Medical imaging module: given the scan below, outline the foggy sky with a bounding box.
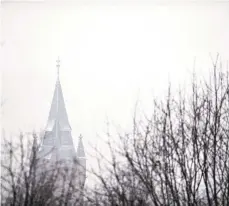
[1,1,229,171]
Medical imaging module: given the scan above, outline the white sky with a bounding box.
[1,1,229,173]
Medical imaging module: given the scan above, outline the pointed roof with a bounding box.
[45,59,71,132]
[77,134,85,157]
[46,80,71,131]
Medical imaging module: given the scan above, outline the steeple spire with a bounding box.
[43,58,71,143]
[45,58,71,132]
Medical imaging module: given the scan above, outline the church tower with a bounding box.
[37,58,86,192]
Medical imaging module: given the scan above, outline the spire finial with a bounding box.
[79,134,83,140]
[56,57,60,79]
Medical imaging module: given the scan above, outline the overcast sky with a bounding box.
[1,1,229,171]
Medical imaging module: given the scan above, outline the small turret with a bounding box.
[77,134,85,158]
[76,134,86,187]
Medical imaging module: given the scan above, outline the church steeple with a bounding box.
[39,58,77,161]
[36,58,86,201]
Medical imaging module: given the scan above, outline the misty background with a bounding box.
[1,1,229,173]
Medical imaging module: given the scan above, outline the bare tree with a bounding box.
[85,56,229,206]
[1,133,84,206]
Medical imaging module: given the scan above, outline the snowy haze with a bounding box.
[1,1,229,173]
